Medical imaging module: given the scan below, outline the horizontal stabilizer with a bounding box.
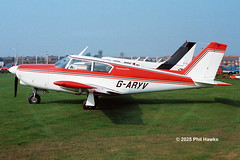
[194,80,231,86]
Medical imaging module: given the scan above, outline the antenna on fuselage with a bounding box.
[79,46,88,56]
[157,58,162,63]
[144,57,149,61]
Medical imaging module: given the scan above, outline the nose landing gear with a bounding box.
[28,88,41,104]
[28,94,41,104]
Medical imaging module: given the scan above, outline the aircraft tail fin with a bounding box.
[181,42,228,83]
[157,41,196,70]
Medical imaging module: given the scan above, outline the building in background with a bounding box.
[0,55,239,66]
[221,56,240,66]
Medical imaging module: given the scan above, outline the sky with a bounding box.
[0,0,240,57]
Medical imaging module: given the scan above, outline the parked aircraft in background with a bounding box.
[102,41,196,70]
[1,64,14,72]
[9,42,230,110]
[230,75,240,79]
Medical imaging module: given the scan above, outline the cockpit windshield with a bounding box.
[55,56,113,72]
[55,57,70,68]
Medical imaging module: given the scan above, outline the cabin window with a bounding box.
[93,62,112,73]
[67,59,92,71]
[55,57,70,68]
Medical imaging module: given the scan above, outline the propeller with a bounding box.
[9,45,19,97]
[8,65,19,97]
[14,75,18,97]
[14,49,19,97]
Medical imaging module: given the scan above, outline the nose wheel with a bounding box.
[28,88,41,104]
[28,94,41,104]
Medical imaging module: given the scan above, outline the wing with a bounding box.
[54,81,95,89]
[53,81,123,95]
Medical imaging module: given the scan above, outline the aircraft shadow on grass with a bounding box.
[44,96,239,125]
[214,98,240,108]
[97,95,144,125]
[92,96,239,125]
[130,97,240,108]
[96,96,239,125]
[42,95,144,125]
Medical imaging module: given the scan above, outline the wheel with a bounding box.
[82,100,88,110]
[28,94,41,104]
[82,100,96,110]
[88,105,96,110]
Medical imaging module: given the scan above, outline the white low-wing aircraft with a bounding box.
[102,41,196,70]
[9,42,231,110]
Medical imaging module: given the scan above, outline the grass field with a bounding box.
[0,73,239,160]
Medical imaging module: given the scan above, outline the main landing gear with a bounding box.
[28,88,41,104]
[82,92,97,110]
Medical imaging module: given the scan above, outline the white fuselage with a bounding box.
[15,56,200,96]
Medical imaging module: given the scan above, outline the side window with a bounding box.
[68,59,92,71]
[93,62,112,73]
[55,57,70,68]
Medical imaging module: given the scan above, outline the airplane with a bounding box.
[9,42,231,110]
[230,75,240,79]
[102,41,196,70]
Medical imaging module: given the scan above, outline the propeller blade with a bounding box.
[14,76,18,97]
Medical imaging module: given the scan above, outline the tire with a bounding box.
[28,94,41,104]
[88,105,96,110]
[82,100,88,110]
[82,100,96,110]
